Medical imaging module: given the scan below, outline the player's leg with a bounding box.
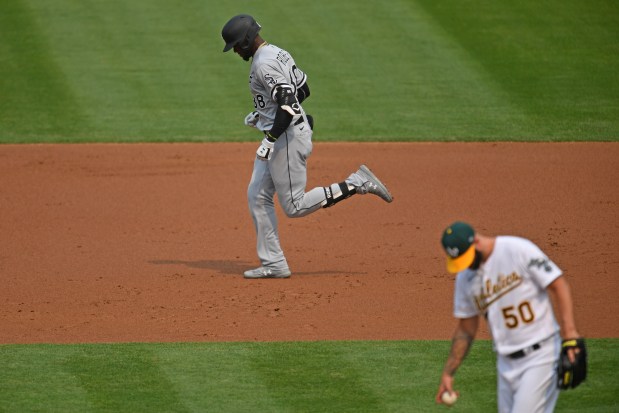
[510,336,561,413]
[247,158,289,274]
[511,361,558,413]
[306,164,393,208]
[270,126,325,218]
[496,358,515,413]
[315,164,395,208]
[272,124,392,217]
[345,165,393,203]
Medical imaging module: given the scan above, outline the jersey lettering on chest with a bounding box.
[276,50,291,65]
[263,73,276,87]
[249,71,276,89]
[473,272,523,312]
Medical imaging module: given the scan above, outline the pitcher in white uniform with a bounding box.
[221,15,393,279]
[435,221,583,412]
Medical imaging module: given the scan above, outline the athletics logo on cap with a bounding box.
[441,221,476,273]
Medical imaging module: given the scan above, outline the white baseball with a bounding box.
[441,391,458,406]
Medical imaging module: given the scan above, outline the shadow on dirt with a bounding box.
[149,260,365,277]
[149,259,251,275]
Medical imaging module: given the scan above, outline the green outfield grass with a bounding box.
[1,0,617,142]
[1,1,617,411]
[1,339,617,412]
[0,339,617,413]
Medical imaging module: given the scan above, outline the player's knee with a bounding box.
[281,203,301,218]
[247,190,259,207]
[247,189,274,211]
[281,196,316,218]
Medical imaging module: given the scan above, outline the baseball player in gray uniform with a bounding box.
[221,14,393,279]
[435,221,584,412]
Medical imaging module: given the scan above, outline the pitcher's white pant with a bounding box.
[247,119,325,270]
[497,334,560,413]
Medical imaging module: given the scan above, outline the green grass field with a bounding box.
[1,0,618,411]
[1,0,617,142]
[1,340,618,413]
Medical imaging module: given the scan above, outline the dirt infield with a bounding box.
[0,142,617,344]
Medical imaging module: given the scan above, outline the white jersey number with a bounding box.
[501,301,535,329]
[254,95,266,109]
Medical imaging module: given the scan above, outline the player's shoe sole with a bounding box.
[243,267,292,279]
[356,165,393,203]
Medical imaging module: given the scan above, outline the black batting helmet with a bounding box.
[222,14,261,52]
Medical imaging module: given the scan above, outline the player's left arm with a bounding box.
[547,276,582,359]
[524,241,580,340]
[548,275,588,388]
[296,82,310,104]
[266,84,301,138]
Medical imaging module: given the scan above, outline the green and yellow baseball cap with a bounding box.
[441,221,476,273]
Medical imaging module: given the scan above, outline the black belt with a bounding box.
[507,343,541,359]
[293,117,304,126]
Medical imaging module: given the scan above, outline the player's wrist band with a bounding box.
[264,131,277,142]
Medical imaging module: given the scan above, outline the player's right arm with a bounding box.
[436,316,479,404]
[256,85,301,160]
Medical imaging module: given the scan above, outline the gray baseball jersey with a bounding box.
[246,43,325,271]
[243,42,389,274]
[250,43,307,131]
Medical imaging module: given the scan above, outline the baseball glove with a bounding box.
[557,338,587,390]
